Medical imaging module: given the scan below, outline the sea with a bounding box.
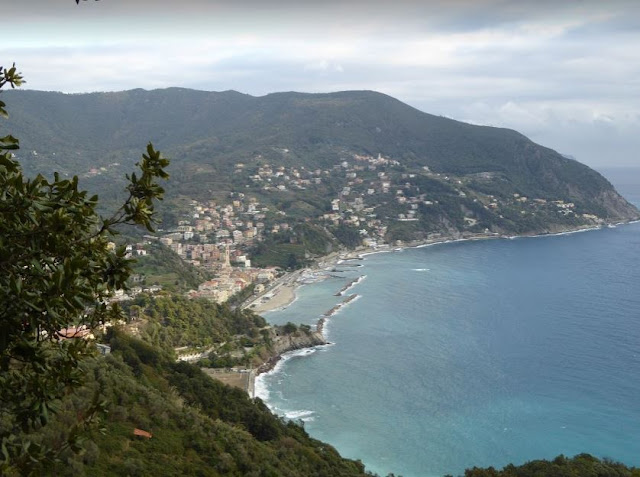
[256,167,640,477]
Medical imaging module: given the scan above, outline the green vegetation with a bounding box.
[123,295,267,352]
[3,65,638,477]
[282,322,298,334]
[332,224,363,248]
[0,65,170,473]
[12,330,372,476]
[249,223,335,269]
[462,453,639,477]
[131,241,211,292]
[121,295,319,370]
[5,88,637,231]
[0,69,371,475]
[225,282,257,308]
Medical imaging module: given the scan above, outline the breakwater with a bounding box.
[334,275,367,296]
[323,293,360,316]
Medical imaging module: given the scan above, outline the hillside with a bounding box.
[7,330,371,476]
[5,88,638,247]
[463,453,639,477]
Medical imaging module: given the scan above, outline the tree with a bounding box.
[0,64,169,473]
[286,252,299,270]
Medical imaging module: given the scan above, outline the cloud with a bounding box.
[4,0,640,166]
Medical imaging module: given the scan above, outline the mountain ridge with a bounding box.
[4,88,638,237]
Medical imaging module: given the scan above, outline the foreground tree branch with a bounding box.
[0,63,169,474]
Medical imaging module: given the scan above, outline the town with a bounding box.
[114,151,605,305]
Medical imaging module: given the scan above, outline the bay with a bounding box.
[257,171,640,477]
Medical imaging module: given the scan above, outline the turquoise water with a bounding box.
[258,173,640,477]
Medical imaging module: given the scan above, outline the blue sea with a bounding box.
[257,168,640,477]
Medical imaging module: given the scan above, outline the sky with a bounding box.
[4,0,640,168]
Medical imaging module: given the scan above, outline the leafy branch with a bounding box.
[0,62,169,474]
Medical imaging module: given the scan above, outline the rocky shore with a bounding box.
[256,329,327,376]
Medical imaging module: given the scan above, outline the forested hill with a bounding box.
[0,88,615,173]
[5,88,638,224]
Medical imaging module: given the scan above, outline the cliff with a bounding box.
[257,328,327,374]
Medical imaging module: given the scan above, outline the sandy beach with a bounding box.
[250,281,298,314]
[245,251,347,314]
[246,269,305,314]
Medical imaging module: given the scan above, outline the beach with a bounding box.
[245,251,345,314]
[244,224,608,316]
[246,269,304,314]
[250,282,297,314]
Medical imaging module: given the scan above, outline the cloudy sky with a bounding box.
[4,0,640,167]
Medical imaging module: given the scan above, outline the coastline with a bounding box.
[253,219,640,475]
[245,252,343,314]
[248,219,638,400]
[246,221,633,316]
[245,269,304,314]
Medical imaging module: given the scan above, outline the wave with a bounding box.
[519,226,602,240]
[334,262,363,268]
[254,348,314,401]
[415,238,471,248]
[323,294,361,317]
[254,344,332,404]
[359,248,392,258]
[253,374,271,401]
[284,409,315,422]
[335,275,367,296]
[553,226,601,236]
[412,268,429,272]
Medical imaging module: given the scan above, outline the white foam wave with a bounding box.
[337,275,367,295]
[553,226,601,236]
[254,350,301,402]
[284,409,315,421]
[358,248,392,258]
[412,268,429,272]
[255,344,332,406]
[254,374,270,401]
[415,238,470,248]
[328,294,361,317]
[283,347,320,360]
[518,226,602,240]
